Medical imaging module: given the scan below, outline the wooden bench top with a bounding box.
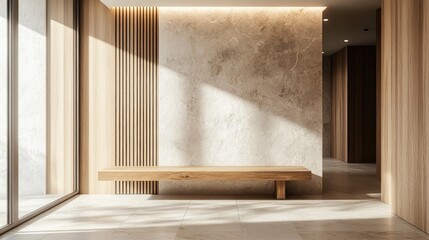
[98,166,312,181]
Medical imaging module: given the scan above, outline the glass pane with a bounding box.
[0,0,7,228]
[18,0,49,217]
[18,0,75,218]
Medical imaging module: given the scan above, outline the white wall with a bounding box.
[159,8,323,194]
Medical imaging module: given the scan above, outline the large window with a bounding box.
[0,0,7,229]
[0,0,78,232]
[18,0,49,217]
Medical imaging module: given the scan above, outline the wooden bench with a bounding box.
[98,166,312,199]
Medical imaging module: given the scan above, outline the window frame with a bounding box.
[0,0,79,234]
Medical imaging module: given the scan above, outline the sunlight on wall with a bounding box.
[86,35,115,194]
[159,7,323,195]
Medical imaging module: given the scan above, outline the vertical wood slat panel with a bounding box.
[114,7,158,194]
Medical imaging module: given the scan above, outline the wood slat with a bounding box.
[114,7,159,194]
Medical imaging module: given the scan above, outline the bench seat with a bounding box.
[98,166,312,199]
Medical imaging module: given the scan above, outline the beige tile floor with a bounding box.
[1,158,429,240]
[0,195,63,225]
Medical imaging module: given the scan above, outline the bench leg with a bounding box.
[276,181,286,200]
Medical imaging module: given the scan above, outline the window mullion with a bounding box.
[7,0,19,225]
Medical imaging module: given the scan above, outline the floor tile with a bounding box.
[1,159,429,240]
[298,231,429,240]
[176,224,243,240]
[242,222,302,240]
[109,227,178,240]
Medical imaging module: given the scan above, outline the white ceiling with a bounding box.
[100,0,381,55]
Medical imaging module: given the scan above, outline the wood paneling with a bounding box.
[113,7,159,194]
[423,0,429,232]
[331,48,348,162]
[80,0,116,194]
[80,3,159,194]
[347,46,376,164]
[331,46,376,164]
[80,4,159,194]
[381,0,393,206]
[376,8,381,179]
[46,0,75,194]
[381,0,429,233]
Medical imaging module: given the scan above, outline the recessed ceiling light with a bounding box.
[323,18,329,22]
[344,40,349,43]
[322,52,325,54]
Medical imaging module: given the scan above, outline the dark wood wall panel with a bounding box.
[331,46,376,164]
[376,8,382,178]
[347,46,376,163]
[114,7,159,194]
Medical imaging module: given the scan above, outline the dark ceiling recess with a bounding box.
[323,0,381,55]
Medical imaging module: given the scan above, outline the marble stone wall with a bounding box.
[323,56,332,157]
[159,8,323,194]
